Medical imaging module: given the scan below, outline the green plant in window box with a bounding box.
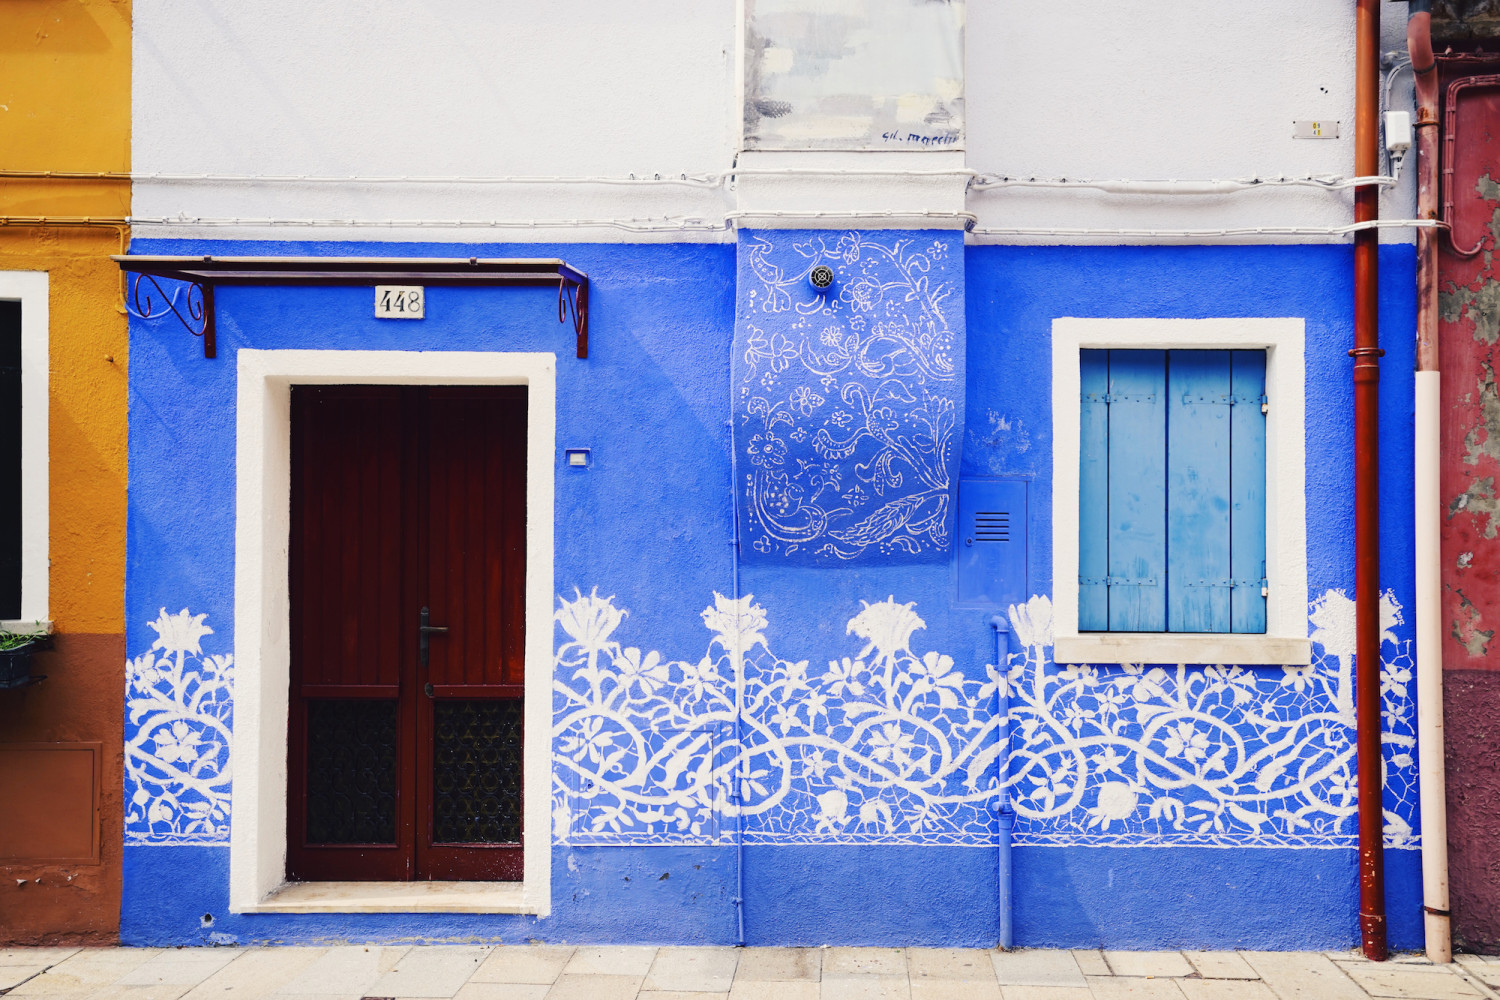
[0,624,50,690]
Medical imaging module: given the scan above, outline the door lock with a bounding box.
[418,606,449,668]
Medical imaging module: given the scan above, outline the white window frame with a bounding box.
[0,271,49,630]
[1051,318,1311,666]
[229,349,555,915]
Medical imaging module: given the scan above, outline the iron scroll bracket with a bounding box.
[113,255,592,360]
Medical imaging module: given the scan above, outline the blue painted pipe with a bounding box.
[726,417,746,947]
[991,614,1014,950]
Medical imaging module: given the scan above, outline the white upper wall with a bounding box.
[132,0,1418,244]
[966,1,1417,241]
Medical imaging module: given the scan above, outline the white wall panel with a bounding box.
[132,0,1419,243]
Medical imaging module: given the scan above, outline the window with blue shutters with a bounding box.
[1079,349,1267,634]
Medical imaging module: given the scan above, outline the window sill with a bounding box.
[1054,633,1311,666]
[241,880,536,914]
[0,620,52,635]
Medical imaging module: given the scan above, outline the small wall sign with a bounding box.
[1292,120,1339,139]
[375,286,424,319]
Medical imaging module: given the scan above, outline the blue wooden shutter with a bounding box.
[1167,351,1234,632]
[1229,350,1268,633]
[1080,348,1265,635]
[1079,351,1110,630]
[1106,350,1167,631]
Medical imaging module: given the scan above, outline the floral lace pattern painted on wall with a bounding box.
[125,609,233,845]
[552,588,1418,849]
[734,230,965,563]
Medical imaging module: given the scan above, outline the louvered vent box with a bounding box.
[956,477,1028,608]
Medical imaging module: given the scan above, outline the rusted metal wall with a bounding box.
[1437,53,1500,954]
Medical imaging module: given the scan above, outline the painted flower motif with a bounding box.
[770,703,801,735]
[1059,663,1098,687]
[802,687,829,722]
[845,279,883,312]
[802,749,835,780]
[1309,590,1356,658]
[829,409,854,429]
[824,657,867,698]
[149,608,213,658]
[815,789,850,832]
[126,607,234,846]
[153,721,203,765]
[128,651,163,690]
[909,651,965,708]
[790,387,825,416]
[1381,661,1412,701]
[836,233,862,264]
[680,655,723,702]
[559,717,616,764]
[847,597,925,663]
[555,588,626,657]
[744,325,801,372]
[1280,664,1316,693]
[1092,746,1128,774]
[1062,702,1096,734]
[1094,687,1127,716]
[1162,721,1211,763]
[789,427,807,443]
[747,433,787,468]
[857,798,893,829]
[1008,595,1053,649]
[701,593,769,652]
[1205,665,1258,706]
[869,723,917,772]
[820,326,846,348]
[1117,664,1170,703]
[615,646,669,696]
[1085,781,1139,829]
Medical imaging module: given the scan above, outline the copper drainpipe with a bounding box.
[1353,0,1388,963]
[1406,0,1452,964]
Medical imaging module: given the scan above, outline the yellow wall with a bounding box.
[1,0,131,633]
[0,0,130,944]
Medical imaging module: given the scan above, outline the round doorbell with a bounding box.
[809,265,834,290]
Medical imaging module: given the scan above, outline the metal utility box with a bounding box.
[955,477,1028,608]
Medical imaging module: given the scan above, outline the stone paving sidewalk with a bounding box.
[3,944,1499,1000]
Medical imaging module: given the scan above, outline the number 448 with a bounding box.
[375,286,424,319]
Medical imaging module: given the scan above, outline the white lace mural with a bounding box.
[734,230,964,563]
[125,609,234,845]
[552,588,1420,849]
[119,589,1419,850]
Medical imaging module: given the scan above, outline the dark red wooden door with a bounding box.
[288,385,527,883]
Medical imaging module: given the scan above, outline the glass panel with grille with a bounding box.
[305,699,398,845]
[433,698,523,844]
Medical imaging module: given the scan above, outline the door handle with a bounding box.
[418,606,448,668]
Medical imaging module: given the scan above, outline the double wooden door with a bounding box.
[287,385,527,882]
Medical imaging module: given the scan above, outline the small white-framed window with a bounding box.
[1052,318,1311,666]
[0,271,49,629]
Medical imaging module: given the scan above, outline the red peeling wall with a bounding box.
[1438,53,1500,954]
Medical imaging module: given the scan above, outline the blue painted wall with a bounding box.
[123,237,1423,950]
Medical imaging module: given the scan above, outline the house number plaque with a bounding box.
[375,285,424,319]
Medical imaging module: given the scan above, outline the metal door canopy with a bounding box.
[113,255,589,360]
